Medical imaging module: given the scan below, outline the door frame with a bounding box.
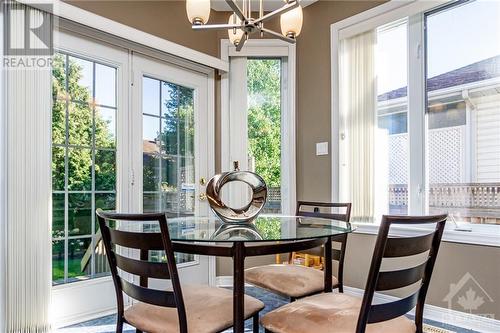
[220,39,297,215]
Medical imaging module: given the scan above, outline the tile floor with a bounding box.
[58,287,479,333]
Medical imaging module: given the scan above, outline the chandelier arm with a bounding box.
[236,33,248,51]
[253,0,299,24]
[260,27,296,43]
[224,0,247,22]
[192,23,244,30]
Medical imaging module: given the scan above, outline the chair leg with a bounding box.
[253,313,259,333]
[115,316,123,333]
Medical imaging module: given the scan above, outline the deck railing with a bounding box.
[389,183,500,224]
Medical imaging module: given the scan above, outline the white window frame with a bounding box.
[220,39,297,215]
[330,0,500,247]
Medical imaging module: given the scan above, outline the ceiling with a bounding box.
[210,0,318,12]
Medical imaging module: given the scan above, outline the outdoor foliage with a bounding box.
[52,53,116,282]
[247,59,281,187]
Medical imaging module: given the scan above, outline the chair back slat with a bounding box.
[296,201,352,222]
[108,228,164,250]
[295,210,349,222]
[120,278,176,307]
[367,292,419,324]
[115,253,171,280]
[96,209,188,333]
[356,214,447,333]
[384,232,435,257]
[376,261,428,291]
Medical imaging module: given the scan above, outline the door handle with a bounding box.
[199,193,207,201]
[200,177,207,186]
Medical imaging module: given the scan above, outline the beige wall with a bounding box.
[63,0,500,319]
[66,0,224,57]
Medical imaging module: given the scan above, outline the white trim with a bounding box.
[334,0,445,40]
[216,276,500,333]
[220,39,297,215]
[352,222,500,248]
[343,286,500,333]
[0,5,6,331]
[20,0,228,72]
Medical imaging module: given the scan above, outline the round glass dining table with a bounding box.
[164,215,354,333]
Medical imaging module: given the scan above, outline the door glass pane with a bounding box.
[142,76,196,263]
[51,52,117,284]
[425,1,500,226]
[247,59,282,214]
[375,19,409,215]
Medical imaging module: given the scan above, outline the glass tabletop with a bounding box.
[157,215,354,243]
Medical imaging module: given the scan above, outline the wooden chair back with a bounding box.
[96,209,188,333]
[356,214,447,333]
[295,201,352,292]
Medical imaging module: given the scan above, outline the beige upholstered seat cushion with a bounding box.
[124,284,264,333]
[245,264,338,298]
[261,293,416,333]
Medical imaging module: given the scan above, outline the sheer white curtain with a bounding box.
[339,30,377,222]
[4,3,52,332]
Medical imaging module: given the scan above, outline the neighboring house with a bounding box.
[377,56,500,222]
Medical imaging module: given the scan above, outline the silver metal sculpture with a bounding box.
[210,223,263,241]
[206,170,267,223]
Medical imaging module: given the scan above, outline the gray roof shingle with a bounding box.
[378,55,500,101]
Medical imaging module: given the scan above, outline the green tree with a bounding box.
[52,53,116,281]
[247,59,281,187]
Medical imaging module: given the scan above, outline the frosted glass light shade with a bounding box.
[227,14,244,46]
[280,5,303,38]
[186,0,211,25]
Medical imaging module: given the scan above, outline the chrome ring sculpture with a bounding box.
[206,171,267,223]
[210,223,263,241]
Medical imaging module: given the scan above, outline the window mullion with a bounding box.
[407,13,426,215]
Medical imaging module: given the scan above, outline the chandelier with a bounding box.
[186,0,303,51]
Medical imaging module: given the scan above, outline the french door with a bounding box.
[131,53,213,285]
[51,29,129,326]
[51,30,214,325]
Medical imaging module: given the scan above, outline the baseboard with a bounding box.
[52,307,117,329]
[216,276,500,333]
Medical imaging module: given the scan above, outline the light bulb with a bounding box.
[227,14,244,46]
[186,0,211,25]
[280,5,303,38]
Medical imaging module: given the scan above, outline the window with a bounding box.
[425,0,500,224]
[142,77,195,216]
[52,52,117,284]
[247,58,282,214]
[375,20,409,215]
[334,0,500,230]
[142,77,196,265]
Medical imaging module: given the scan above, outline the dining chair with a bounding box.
[260,214,448,333]
[245,201,351,301]
[96,209,264,333]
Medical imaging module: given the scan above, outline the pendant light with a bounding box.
[186,0,211,25]
[280,5,303,38]
[227,13,245,46]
